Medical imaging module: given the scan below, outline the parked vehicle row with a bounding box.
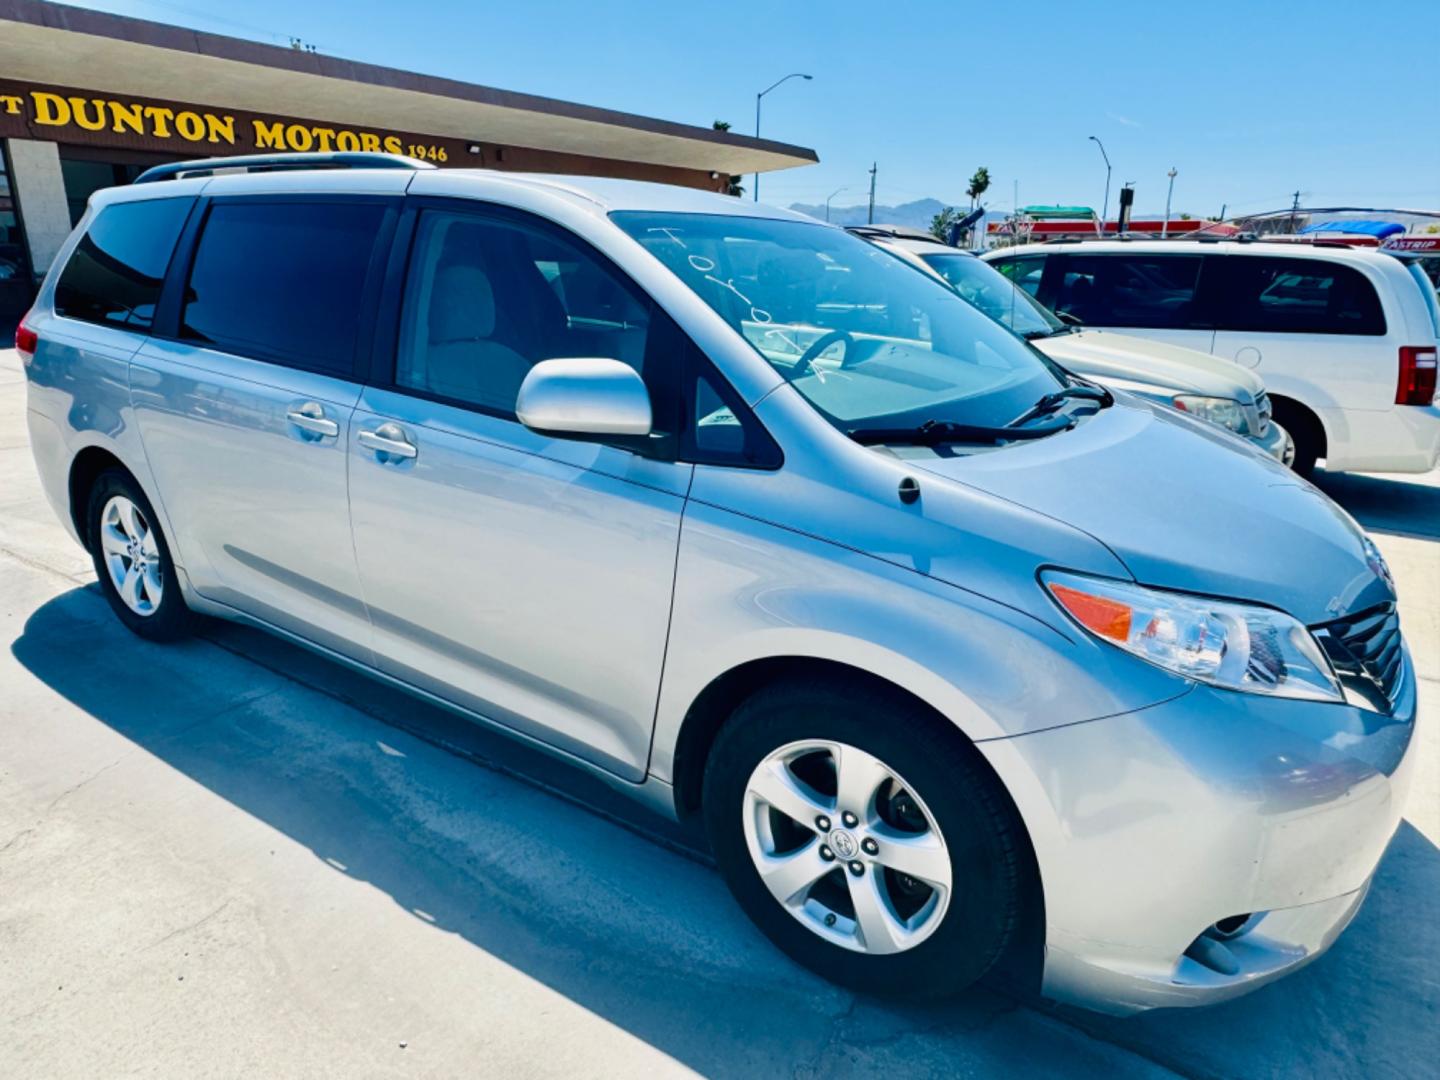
[851,225,1293,464]
[17,153,1419,1016]
[984,240,1440,476]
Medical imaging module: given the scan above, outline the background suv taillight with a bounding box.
[1397,346,1438,405]
[14,315,38,365]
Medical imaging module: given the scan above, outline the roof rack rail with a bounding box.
[133,151,437,185]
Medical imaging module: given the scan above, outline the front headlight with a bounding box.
[1042,571,1342,702]
[1172,394,1246,433]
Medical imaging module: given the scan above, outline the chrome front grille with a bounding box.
[1312,602,1404,711]
[1252,391,1272,437]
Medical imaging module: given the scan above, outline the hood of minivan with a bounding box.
[1035,330,1265,400]
[909,401,1391,625]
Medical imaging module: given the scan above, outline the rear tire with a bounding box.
[86,468,196,642]
[702,678,1025,999]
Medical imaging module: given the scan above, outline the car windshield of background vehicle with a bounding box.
[612,212,1064,431]
[919,253,1065,338]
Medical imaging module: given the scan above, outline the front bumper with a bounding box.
[980,647,1418,1015]
[1248,419,1291,463]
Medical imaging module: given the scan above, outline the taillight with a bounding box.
[1396,346,1438,405]
[14,315,38,366]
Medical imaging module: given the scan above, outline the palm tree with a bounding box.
[712,121,745,197]
[966,166,991,210]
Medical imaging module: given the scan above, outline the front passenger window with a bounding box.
[396,209,651,416]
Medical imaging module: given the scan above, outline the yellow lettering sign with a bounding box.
[67,97,108,131]
[10,85,445,165]
[143,105,175,138]
[30,91,71,126]
[204,114,236,145]
[174,111,206,141]
[110,101,145,135]
[253,119,285,149]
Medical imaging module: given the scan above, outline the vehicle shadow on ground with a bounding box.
[12,585,1440,1077]
[1313,469,1440,540]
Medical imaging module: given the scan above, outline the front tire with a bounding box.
[86,468,195,641]
[1271,399,1323,477]
[702,679,1025,999]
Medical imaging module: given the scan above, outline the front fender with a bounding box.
[650,500,1189,784]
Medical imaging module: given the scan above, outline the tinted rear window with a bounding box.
[181,200,385,375]
[54,198,192,330]
[1051,254,1204,329]
[1215,256,1385,335]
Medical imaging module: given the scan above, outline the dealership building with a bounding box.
[0,0,817,330]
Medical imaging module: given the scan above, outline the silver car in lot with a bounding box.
[18,153,1417,1014]
[852,226,1293,463]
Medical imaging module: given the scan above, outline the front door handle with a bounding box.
[286,402,340,438]
[358,422,418,460]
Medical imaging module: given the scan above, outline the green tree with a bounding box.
[711,121,745,196]
[966,166,992,209]
[930,206,963,241]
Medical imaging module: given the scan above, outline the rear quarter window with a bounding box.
[1216,255,1386,335]
[54,197,192,330]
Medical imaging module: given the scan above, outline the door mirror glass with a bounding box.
[516,358,652,439]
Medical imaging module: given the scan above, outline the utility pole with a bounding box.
[867,162,877,224]
[1162,167,1178,237]
[1289,190,1301,234]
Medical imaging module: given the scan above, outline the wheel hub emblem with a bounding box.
[827,828,859,860]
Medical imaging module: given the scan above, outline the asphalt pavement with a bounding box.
[1,347,1436,1078]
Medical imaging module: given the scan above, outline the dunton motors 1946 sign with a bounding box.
[0,79,467,164]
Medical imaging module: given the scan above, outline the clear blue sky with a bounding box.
[67,0,1440,218]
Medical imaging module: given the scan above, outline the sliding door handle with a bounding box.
[286,402,339,438]
[358,423,418,460]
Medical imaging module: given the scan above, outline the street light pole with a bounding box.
[1088,135,1112,235]
[754,72,812,203]
[824,186,848,222]
[1162,167,1178,237]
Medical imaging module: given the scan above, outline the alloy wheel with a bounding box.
[99,495,163,616]
[742,739,951,955]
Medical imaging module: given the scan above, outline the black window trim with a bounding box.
[154,192,400,382]
[368,194,782,470]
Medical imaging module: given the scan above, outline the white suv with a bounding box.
[985,240,1440,475]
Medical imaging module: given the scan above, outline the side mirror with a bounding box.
[516,358,652,440]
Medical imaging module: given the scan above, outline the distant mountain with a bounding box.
[789,197,949,230]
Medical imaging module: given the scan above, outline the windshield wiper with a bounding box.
[1007,382,1112,427]
[847,416,1075,447]
[1023,327,1069,340]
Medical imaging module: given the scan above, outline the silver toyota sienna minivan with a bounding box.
[18,153,1418,1015]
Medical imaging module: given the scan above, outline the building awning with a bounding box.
[1299,220,1406,239]
[0,0,817,177]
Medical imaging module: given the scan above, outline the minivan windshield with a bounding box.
[917,252,1066,339]
[612,212,1067,433]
